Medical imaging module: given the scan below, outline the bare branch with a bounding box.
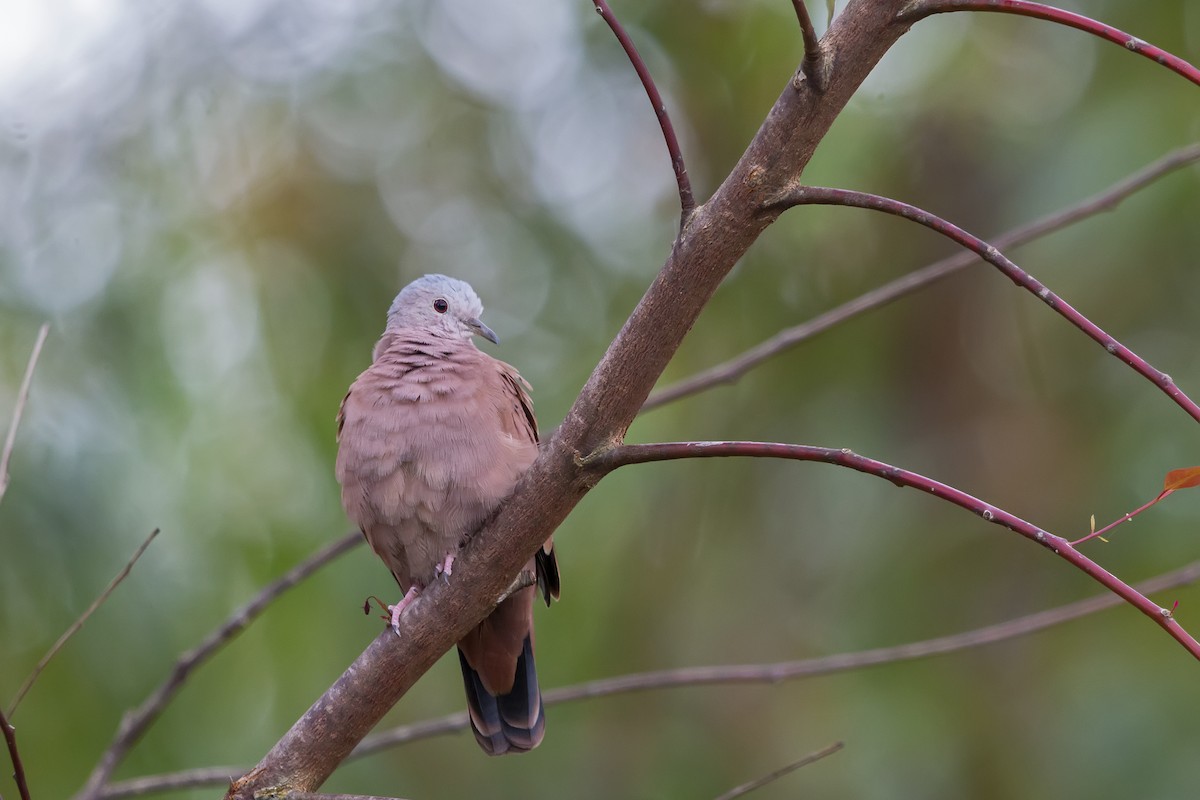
[643,143,1200,411]
[107,557,1200,798]
[592,0,696,222]
[288,794,408,800]
[0,323,49,506]
[350,714,469,760]
[714,741,844,800]
[768,185,1200,425]
[102,767,243,800]
[899,0,1200,86]
[591,441,1200,660]
[790,1,828,92]
[75,531,362,800]
[9,528,161,717]
[1,708,33,800]
[538,559,1200,695]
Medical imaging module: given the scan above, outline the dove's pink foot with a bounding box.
[435,552,456,583]
[388,585,421,635]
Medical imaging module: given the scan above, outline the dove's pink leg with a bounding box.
[435,552,455,582]
[388,585,421,634]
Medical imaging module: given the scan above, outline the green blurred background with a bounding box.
[1,0,1198,797]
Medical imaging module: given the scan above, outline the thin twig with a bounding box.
[352,714,471,759]
[101,767,243,799]
[769,185,1200,425]
[496,569,537,605]
[1,708,33,800]
[790,1,827,91]
[592,0,696,223]
[899,0,1200,86]
[289,794,409,800]
[594,441,1200,659]
[533,557,1200,694]
[1070,493,1161,547]
[644,143,1200,411]
[101,556,1200,798]
[75,531,362,800]
[714,741,844,800]
[9,528,161,717]
[0,323,50,505]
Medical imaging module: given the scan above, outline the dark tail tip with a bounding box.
[458,636,545,756]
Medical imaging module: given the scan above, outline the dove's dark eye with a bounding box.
[433,298,449,314]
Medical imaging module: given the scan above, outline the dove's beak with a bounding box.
[468,318,499,345]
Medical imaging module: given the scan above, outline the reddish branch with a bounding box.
[589,441,1200,660]
[899,0,1200,86]
[644,144,1200,411]
[768,185,1200,425]
[1070,494,1160,547]
[592,0,696,221]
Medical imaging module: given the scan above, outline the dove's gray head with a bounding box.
[385,274,499,344]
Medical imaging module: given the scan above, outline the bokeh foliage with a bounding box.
[1,1,1198,797]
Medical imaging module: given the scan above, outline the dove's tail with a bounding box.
[458,635,545,755]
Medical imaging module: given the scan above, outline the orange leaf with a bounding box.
[1163,466,1200,492]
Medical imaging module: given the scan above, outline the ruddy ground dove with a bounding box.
[335,274,559,755]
